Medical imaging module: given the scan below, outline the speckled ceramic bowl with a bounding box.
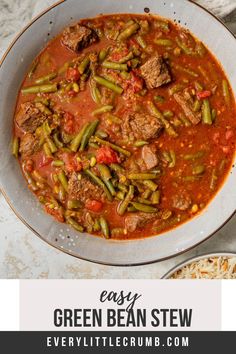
[162,252,236,278]
[0,0,236,266]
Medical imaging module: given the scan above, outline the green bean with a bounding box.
[116,191,125,200]
[117,185,134,216]
[176,38,194,55]
[134,140,148,147]
[35,72,57,84]
[179,114,191,127]
[21,83,57,94]
[47,137,58,153]
[130,58,140,68]
[194,81,204,91]
[79,120,99,151]
[89,142,100,149]
[118,183,128,193]
[99,217,110,238]
[28,59,39,78]
[222,80,230,105]
[118,51,134,63]
[93,136,131,157]
[212,109,217,122]
[127,206,137,212]
[128,173,157,180]
[137,198,153,205]
[95,130,108,139]
[58,185,66,202]
[117,22,140,41]
[142,189,152,199]
[151,191,160,204]
[193,99,202,112]
[142,180,158,191]
[52,160,64,167]
[99,49,108,62]
[162,151,171,163]
[163,110,174,118]
[192,165,205,175]
[67,217,84,232]
[131,202,157,213]
[97,164,112,180]
[23,169,38,191]
[154,20,169,32]
[169,150,176,168]
[70,123,90,152]
[53,132,64,148]
[94,75,123,94]
[90,85,102,104]
[58,170,68,192]
[210,168,218,190]
[67,200,82,209]
[154,95,165,103]
[78,57,90,74]
[12,137,19,158]
[136,35,147,49]
[92,105,113,116]
[148,101,178,137]
[169,84,184,95]
[195,41,206,57]
[103,179,116,196]
[184,151,204,160]
[120,71,131,80]
[174,64,198,77]
[43,142,52,157]
[106,114,122,124]
[102,61,128,71]
[182,175,201,182]
[110,163,124,173]
[202,99,212,125]
[84,169,112,201]
[154,38,173,46]
[93,219,101,232]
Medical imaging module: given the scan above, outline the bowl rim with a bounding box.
[0,0,236,267]
[162,252,236,278]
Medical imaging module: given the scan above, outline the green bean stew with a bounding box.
[12,14,236,239]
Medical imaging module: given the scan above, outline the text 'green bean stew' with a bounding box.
[12,14,236,239]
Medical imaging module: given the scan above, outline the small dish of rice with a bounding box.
[163,253,236,279]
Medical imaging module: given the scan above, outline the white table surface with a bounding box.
[0,0,236,278]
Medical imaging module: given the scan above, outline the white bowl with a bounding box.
[162,252,236,278]
[0,0,236,265]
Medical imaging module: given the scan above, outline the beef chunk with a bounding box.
[140,55,171,89]
[61,24,98,52]
[122,112,163,142]
[68,173,104,203]
[174,91,201,125]
[15,102,47,133]
[125,212,158,232]
[19,133,39,158]
[141,145,159,170]
[172,191,191,211]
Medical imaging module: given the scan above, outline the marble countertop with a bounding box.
[1,0,236,278]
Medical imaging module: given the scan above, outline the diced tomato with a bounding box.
[110,48,129,62]
[62,152,82,173]
[63,112,75,134]
[124,71,143,98]
[44,205,64,222]
[225,129,234,140]
[66,67,80,82]
[96,146,119,164]
[196,90,211,99]
[85,199,103,212]
[39,155,53,168]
